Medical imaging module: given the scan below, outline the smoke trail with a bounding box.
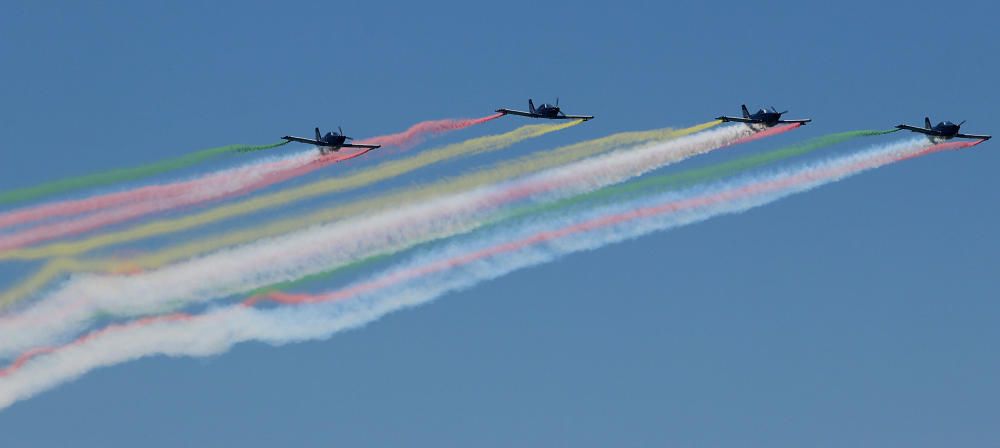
[0,115,501,239]
[362,113,504,150]
[504,128,903,219]
[0,121,581,261]
[0,142,290,208]
[0,138,981,410]
[728,122,803,144]
[0,149,373,251]
[0,123,747,354]
[0,121,718,309]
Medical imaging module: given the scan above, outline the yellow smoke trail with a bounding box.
[0,120,719,308]
[0,121,580,262]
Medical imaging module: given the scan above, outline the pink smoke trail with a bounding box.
[728,123,803,146]
[362,113,503,151]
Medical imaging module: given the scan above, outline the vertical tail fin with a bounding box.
[741,104,750,118]
[315,127,322,141]
[924,117,932,129]
[528,99,536,114]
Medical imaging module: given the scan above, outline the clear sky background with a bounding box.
[1,1,998,446]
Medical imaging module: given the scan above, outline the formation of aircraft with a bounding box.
[281,127,381,155]
[717,105,812,128]
[281,101,990,157]
[496,99,594,121]
[896,117,991,142]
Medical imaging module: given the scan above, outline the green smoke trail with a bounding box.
[502,129,902,221]
[0,141,290,207]
[245,252,395,297]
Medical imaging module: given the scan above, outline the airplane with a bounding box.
[717,105,812,128]
[281,127,381,155]
[496,98,594,121]
[896,117,991,142]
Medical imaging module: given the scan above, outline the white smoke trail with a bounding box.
[0,138,936,411]
[0,125,753,358]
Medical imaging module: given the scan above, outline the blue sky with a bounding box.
[1,1,998,446]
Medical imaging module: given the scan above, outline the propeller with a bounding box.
[959,120,966,127]
[556,97,559,107]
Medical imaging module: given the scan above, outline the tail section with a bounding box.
[528,99,536,114]
[741,105,750,119]
[315,127,322,140]
[924,117,932,129]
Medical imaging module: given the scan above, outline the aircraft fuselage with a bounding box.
[930,122,962,139]
[534,105,560,118]
[320,133,349,147]
[749,110,783,127]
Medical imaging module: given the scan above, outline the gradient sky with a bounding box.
[1,1,998,446]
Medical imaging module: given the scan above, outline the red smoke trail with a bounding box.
[898,138,983,160]
[2,139,980,376]
[0,313,192,378]
[361,113,503,151]
[0,115,500,250]
[728,123,802,146]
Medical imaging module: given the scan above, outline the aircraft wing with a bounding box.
[717,116,759,124]
[496,108,539,118]
[778,119,812,125]
[498,108,592,121]
[282,135,324,145]
[895,125,942,136]
[341,143,382,150]
[955,133,992,140]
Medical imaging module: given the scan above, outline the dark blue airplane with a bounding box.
[497,98,594,121]
[281,127,381,155]
[717,104,812,128]
[896,117,991,142]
